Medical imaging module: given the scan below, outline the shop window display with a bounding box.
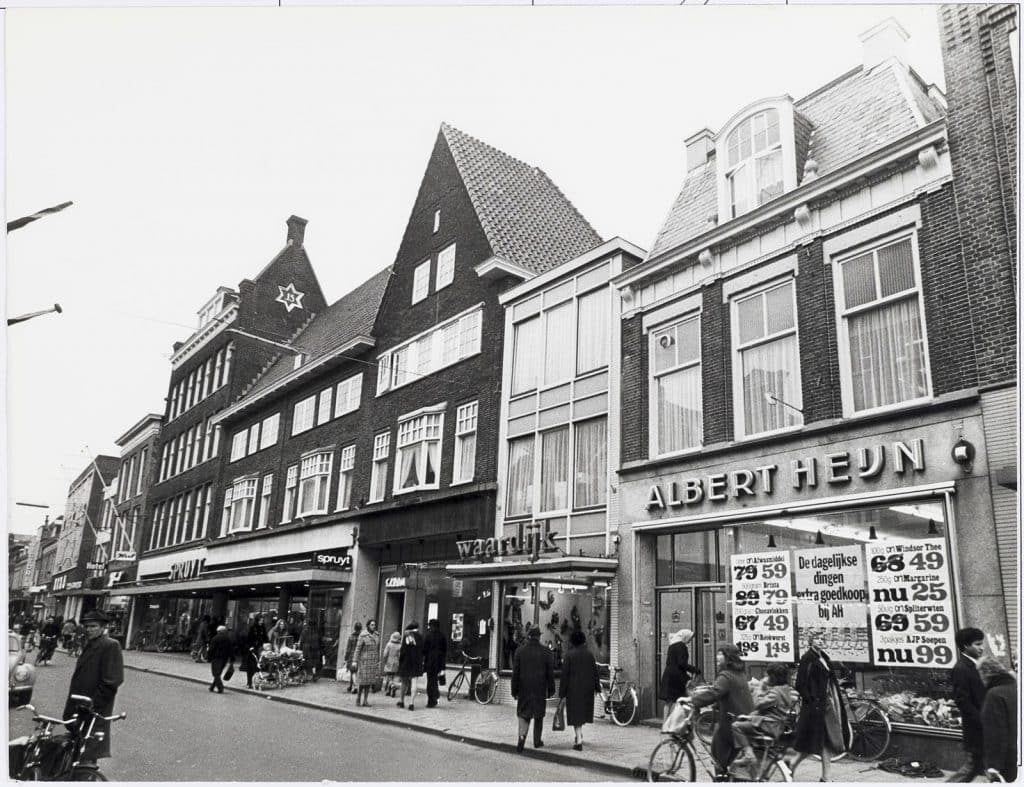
[656,501,961,731]
[500,580,610,672]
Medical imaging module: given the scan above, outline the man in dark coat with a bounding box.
[559,629,600,751]
[948,627,986,782]
[207,625,234,694]
[423,619,448,708]
[978,658,1017,783]
[511,625,555,753]
[397,621,425,711]
[63,610,124,763]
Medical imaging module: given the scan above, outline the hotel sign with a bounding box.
[646,439,926,511]
[457,520,559,560]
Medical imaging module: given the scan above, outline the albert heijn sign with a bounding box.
[311,547,352,571]
[457,520,559,561]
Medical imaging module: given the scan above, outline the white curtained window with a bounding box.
[540,427,570,512]
[573,418,607,508]
[652,315,702,455]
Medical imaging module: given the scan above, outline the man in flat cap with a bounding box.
[63,609,124,764]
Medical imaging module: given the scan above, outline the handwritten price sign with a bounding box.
[730,551,794,662]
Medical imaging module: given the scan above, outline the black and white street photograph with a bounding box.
[4,3,1019,783]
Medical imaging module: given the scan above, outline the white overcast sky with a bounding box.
[3,4,945,535]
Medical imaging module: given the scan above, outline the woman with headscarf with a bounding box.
[979,657,1017,782]
[789,631,848,782]
[659,628,700,719]
[689,643,754,777]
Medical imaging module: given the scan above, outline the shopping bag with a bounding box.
[552,699,566,731]
[224,663,235,681]
[338,666,352,682]
[438,672,447,687]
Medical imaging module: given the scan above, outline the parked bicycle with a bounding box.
[648,698,794,782]
[9,694,126,781]
[596,662,638,726]
[156,631,191,653]
[128,628,153,652]
[833,683,891,762]
[190,641,209,663]
[446,649,498,704]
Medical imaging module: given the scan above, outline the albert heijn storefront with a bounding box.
[617,402,1011,766]
[114,523,355,670]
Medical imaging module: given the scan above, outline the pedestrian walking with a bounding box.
[423,619,448,708]
[978,658,1017,783]
[61,618,78,651]
[559,629,600,751]
[510,625,555,753]
[299,618,323,678]
[947,627,987,782]
[788,631,847,782]
[354,619,382,707]
[343,622,363,694]
[382,631,402,697]
[207,625,233,694]
[659,628,700,719]
[690,643,754,777]
[62,610,124,765]
[242,614,267,689]
[397,621,425,711]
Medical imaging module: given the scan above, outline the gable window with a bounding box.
[651,314,702,455]
[281,464,298,523]
[298,452,333,517]
[370,432,390,503]
[733,279,803,437]
[436,243,456,290]
[412,260,430,304]
[334,374,363,418]
[506,435,535,517]
[453,402,478,484]
[292,394,316,436]
[395,411,443,493]
[725,109,783,218]
[257,474,272,529]
[835,234,930,414]
[336,445,356,511]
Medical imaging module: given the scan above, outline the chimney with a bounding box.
[684,128,715,172]
[860,18,909,72]
[286,215,307,247]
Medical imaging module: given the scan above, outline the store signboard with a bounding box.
[310,548,352,571]
[385,576,406,589]
[793,546,869,662]
[865,540,957,669]
[729,551,794,662]
[457,520,559,560]
[168,557,205,582]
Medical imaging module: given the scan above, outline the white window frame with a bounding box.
[200,483,212,539]
[334,374,363,418]
[230,430,248,462]
[297,452,334,517]
[257,474,273,529]
[281,465,298,524]
[433,209,441,233]
[453,401,478,485]
[436,243,455,290]
[730,277,804,439]
[220,488,232,538]
[292,394,317,436]
[227,478,257,534]
[393,409,444,495]
[648,312,703,459]
[259,413,280,451]
[136,448,147,496]
[336,445,356,511]
[832,230,933,418]
[412,260,430,304]
[316,387,333,426]
[369,432,391,503]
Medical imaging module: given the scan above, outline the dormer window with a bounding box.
[716,99,798,223]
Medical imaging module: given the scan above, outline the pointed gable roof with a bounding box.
[440,123,602,275]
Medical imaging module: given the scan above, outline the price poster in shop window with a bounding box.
[865,540,957,669]
[793,545,870,662]
[729,551,794,662]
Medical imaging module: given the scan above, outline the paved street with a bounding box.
[9,651,607,782]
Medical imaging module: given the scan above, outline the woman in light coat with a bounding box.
[381,631,402,697]
[353,619,381,707]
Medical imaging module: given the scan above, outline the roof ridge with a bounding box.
[795,64,864,107]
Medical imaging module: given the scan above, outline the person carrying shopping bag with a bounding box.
[342,622,363,694]
[423,619,448,708]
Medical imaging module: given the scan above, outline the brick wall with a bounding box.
[620,313,647,464]
[701,281,732,444]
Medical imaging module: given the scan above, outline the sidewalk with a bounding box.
[122,650,949,783]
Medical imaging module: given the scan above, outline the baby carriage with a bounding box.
[251,643,307,690]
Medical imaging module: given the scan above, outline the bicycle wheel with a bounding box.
[694,707,715,745]
[447,671,466,702]
[647,737,695,782]
[473,670,497,705]
[758,760,792,782]
[847,701,891,761]
[611,686,638,726]
[71,768,108,781]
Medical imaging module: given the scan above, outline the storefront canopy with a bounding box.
[114,568,350,596]
[445,556,617,582]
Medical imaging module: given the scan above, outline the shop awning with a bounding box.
[113,568,350,596]
[445,556,617,582]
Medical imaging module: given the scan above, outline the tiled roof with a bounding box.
[647,64,946,261]
[241,267,391,400]
[441,123,603,275]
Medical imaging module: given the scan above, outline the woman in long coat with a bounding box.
[659,628,700,717]
[242,614,267,689]
[299,619,323,679]
[559,630,600,751]
[342,622,363,693]
[789,632,849,781]
[979,658,1017,782]
[397,621,425,710]
[511,625,555,753]
[353,619,381,707]
[690,643,754,776]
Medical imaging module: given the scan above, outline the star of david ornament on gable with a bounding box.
[276,282,305,313]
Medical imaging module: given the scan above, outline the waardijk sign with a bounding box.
[457,520,559,560]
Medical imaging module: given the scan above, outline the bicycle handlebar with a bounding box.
[460,650,484,663]
[595,662,622,672]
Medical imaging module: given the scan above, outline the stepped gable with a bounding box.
[647,64,947,261]
[441,123,602,275]
[240,266,391,400]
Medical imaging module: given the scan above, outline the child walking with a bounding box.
[382,631,402,697]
